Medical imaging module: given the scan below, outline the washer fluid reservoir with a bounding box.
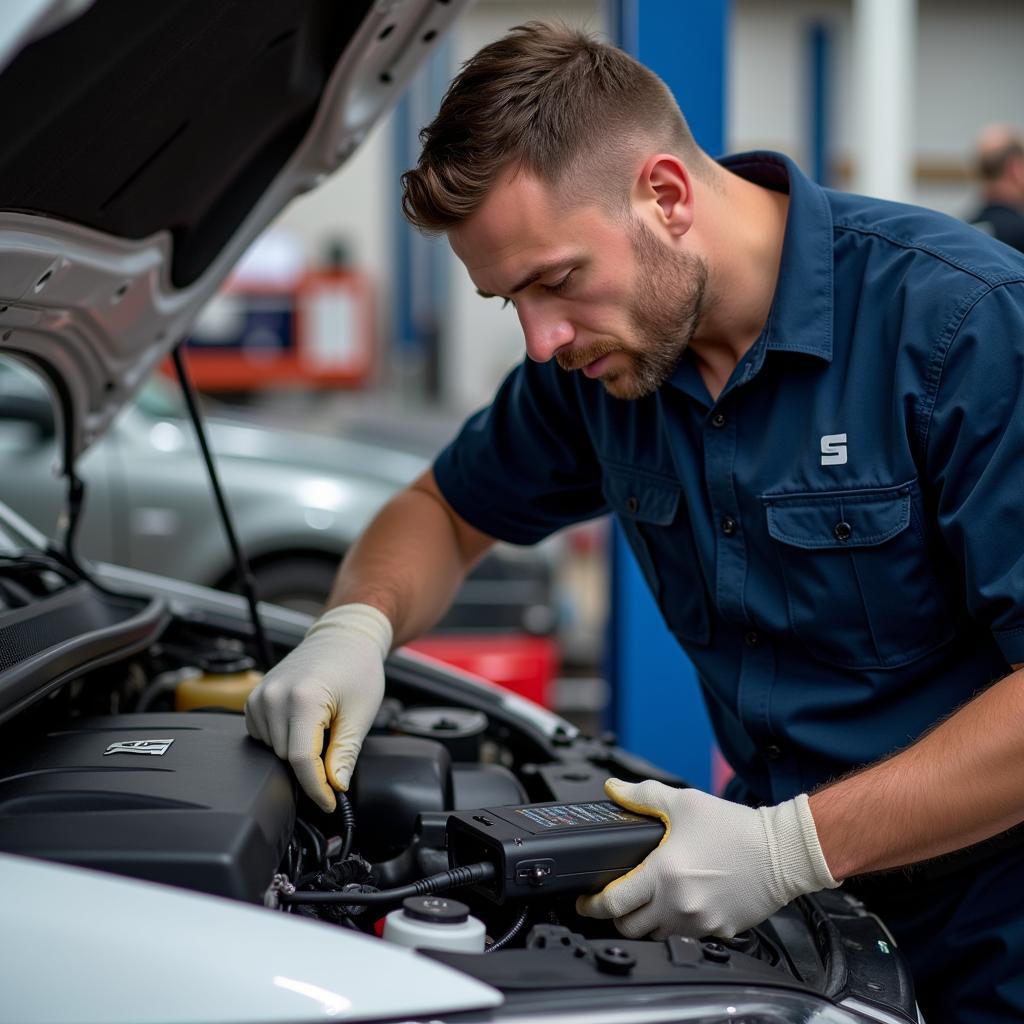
[174,651,263,712]
[383,896,486,953]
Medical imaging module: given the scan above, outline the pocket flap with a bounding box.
[603,468,681,525]
[764,484,912,550]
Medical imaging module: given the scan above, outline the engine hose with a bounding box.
[485,906,529,953]
[336,791,356,861]
[278,861,496,907]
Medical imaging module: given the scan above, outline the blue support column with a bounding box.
[606,0,730,792]
[807,22,832,186]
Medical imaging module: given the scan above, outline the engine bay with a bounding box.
[0,564,919,1023]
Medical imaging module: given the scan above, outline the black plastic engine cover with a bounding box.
[0,712,294,902]
[349,735,454,861]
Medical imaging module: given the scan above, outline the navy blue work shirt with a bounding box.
[433,152,1024,804]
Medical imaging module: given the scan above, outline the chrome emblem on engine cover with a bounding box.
[103,738,175,756]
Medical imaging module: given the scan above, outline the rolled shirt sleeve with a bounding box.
[433,358,608,545]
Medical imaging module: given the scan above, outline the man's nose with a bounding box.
[518,304,575,363]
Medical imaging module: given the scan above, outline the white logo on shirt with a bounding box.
[820,433,848,466]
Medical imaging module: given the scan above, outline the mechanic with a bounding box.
[967,123,1024,254]
[245,24,1024,1022]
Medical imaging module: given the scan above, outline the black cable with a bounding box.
[170,344,273,671]
[279,861,496,907]
[24,365,122,598]
[336,791,356,861]
[5,540,123,600]
[0,553,78,581]
[60,473,87,576]
[485,906,529,953]
[295,818,325,869]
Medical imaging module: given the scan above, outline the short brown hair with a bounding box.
[401,21,710,233]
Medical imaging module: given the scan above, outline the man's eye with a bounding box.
[501,298,512,310]
[547,271,575,294]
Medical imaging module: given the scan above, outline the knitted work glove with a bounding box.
[576,778,838,939]
[244,603,392,812]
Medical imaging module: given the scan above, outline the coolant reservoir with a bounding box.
[174,652,263,712]
[383,896,486,953]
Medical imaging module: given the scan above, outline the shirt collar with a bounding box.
[719,151,835,363]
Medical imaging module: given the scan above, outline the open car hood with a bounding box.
[0,0,465,472]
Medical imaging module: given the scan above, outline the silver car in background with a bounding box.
[0,360,556,633]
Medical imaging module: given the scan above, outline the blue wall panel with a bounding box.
[607,0,730,792]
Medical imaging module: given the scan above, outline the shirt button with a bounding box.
[744,630,760,647]
[710,412,726,428]
[721,516,737,536]
[764,744,782,761]
[626,495,639,514]
[833,520,853,541]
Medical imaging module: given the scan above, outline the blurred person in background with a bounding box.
[967,124,1024,253]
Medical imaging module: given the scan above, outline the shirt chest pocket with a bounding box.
[764,481,956,669]
[603,467,710,645]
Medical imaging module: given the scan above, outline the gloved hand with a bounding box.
[576,778,838,939]
[244,603,392,813]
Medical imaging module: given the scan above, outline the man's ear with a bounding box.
[634,154,694,239]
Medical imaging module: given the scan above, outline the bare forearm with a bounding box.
[326,470,494,646]
[809,664,1024,880]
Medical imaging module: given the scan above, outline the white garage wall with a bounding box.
[729,0,852,168]
[730,0,1024,216]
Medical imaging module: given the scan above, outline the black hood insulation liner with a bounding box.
[0,0,373,287]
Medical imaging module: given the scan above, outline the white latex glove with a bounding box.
[244,603,392,813]
[576,778,838,939]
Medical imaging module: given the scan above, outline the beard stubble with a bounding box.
[556,218,708,400]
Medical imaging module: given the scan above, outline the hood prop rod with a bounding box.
[171,343,274,672]
[52,471,94,584]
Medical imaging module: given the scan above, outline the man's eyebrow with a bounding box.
[475,259,576,300]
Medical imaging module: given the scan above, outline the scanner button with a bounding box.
[515,859,554,886]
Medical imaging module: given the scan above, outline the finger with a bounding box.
[575,892,613,920]
[575,858,654,920]
[287,714,336,814]
[324,713,365,792]
[267,703,291,762]
[603,779,676,862]
[613,901,663,940]
[290,754,335,814]
[605,778,672,820]
[243,695,269,746]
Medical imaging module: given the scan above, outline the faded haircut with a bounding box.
[401,21,713,234]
